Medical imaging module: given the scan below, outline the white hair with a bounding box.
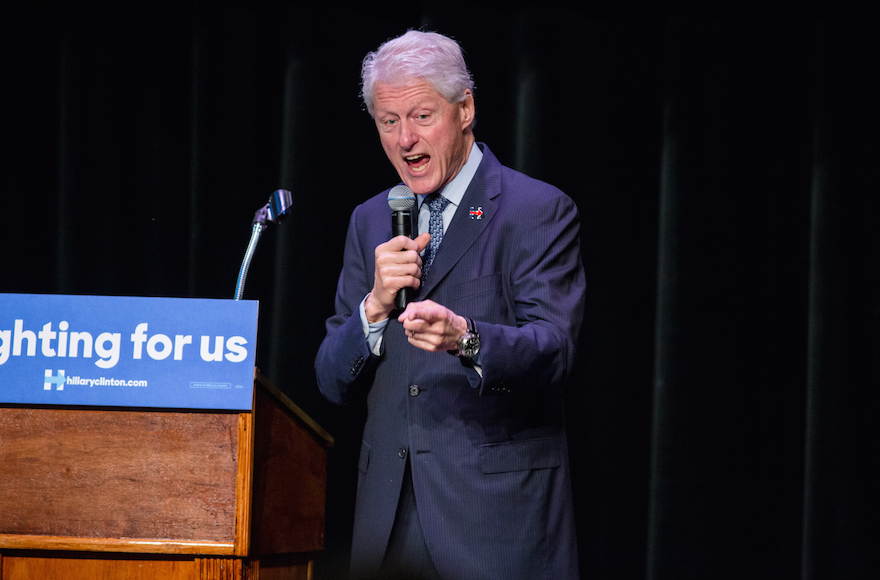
[361,30,475,118]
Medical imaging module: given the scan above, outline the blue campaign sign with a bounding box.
[0,294,259,410]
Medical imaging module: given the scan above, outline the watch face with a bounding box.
[461,333,480,357]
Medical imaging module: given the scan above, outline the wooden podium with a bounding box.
[0,370,333,580]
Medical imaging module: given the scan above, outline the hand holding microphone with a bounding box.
[388,185,417,310]
[364,186,430,323]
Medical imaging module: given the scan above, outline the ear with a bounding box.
[459,89,475,130]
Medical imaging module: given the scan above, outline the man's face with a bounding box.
[372,79,475,195]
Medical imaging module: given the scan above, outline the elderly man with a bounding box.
[315,30,585,579]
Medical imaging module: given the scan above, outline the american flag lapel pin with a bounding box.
[469,206,483,219]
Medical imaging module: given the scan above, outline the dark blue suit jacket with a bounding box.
[316,144,585,579]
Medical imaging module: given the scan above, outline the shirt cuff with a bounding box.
[359,295,388,356]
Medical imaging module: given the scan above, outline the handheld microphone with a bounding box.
[388,185,416,310]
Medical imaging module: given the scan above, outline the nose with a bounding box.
[399,120,419,150]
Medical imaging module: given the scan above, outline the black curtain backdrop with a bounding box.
[3,5,878,579]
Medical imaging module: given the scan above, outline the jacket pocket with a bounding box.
[479,437,560,474]
[358,440,371,474]
[447,272,510,325]
[449,272,503,299]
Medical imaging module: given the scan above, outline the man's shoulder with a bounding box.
[495,163,574,217]
[350,187,398,218]
[500,164,564,194]
[478,143,568,200]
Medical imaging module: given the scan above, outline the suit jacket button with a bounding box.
[398,447,407,459]
[409,385,420,397]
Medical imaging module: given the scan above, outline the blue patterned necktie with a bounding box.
[422,193,450,283]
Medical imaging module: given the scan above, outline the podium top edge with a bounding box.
[0,291,258,303]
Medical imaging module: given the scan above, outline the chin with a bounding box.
[408,185,434,196]
[402,178,436,196]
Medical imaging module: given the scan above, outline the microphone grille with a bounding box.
[387,185,416,211]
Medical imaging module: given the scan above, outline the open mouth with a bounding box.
[405,154,430,173]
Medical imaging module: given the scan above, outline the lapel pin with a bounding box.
[469,207,483,220]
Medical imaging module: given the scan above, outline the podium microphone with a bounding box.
[234,189,293,300]
[388,185,416,310]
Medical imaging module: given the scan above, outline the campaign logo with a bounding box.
[44,369,66,391]
[469,207,484,219]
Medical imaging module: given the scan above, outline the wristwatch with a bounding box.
[449,317,480,359]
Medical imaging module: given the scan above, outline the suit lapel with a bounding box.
[419,144,502,298]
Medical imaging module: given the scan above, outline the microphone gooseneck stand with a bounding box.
[234,189,293,300]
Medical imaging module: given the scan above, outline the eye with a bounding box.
[378,117,398,131]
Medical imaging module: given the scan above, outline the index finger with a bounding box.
[380,235,422,252]
[398,299,442,323]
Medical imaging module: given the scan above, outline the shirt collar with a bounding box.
[417,142,483,208]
